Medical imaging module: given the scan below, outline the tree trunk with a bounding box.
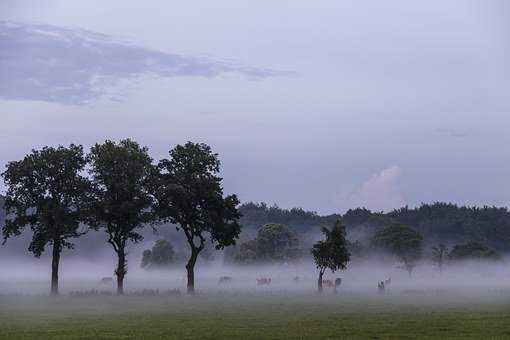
[186,249,199,294]
[116,249,126,295]
[317,270,324,293]
[50,238,61,296]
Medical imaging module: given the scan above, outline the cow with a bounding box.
[384,277,391,286]
[100,277,114,285]
[377,281,385,294]
[218,276,233,284]
[322,279,334,288]
[256,277,271,285]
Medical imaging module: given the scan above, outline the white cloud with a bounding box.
[347,166,405,212]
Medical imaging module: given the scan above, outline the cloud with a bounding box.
[347,166,405,212]
[0,21,295,104]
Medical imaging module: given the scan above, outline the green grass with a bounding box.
[1,293,510,339]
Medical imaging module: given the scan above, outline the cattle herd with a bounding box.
[98,275,393,293]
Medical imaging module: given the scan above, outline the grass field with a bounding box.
[2,292,510,340]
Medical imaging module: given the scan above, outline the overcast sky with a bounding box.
[1,0,509,214]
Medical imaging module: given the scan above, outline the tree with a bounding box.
[311,220,351,293]
[2,145,89,295]
[256,223,299,261]
[153,142,241,294]
[233,239,258,264]
[372,223,423,277]
[85,139,155,294]
[431,244,448,274]
[448,241,500,261]
[141,239,175,269]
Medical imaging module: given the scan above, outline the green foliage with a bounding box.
[311,220,351,274]
[154,142,241,251]
[233,239,258,264]
[388,203,510,251]
[233,223,302,263]
[141,239,175,269]
[153,142,241,292]
[448,241,500,261]
[2,144,89,256]
[372,224,423,275]
[256,223,299,261]
[85,139,156,293]
[239,202,339,231]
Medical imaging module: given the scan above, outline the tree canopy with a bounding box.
[141,239,175,269]
[448,241,500,261]
[371,223,423,276]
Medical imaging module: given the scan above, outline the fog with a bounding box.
[1,251,509,298]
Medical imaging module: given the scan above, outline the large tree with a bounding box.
[311,220,351,293]
[2,145,89,295]
[85,139,155,294]
[154,142,241,294]
[372,223,423,277]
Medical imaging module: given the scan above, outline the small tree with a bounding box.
[431,244,448,274]
[2,145,89,295]
[256,223,299,261]
[448,241,500,261]
[154,142,241,294]
[86,139,155,294]
[372,223,423,277]
[141,239,175,269]
[233,239,258,264]
[311,220,351,293]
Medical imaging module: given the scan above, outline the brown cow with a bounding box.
[322,279,334,288]
[256,277,271,285]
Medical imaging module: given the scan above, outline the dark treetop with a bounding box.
[2,144,89,256]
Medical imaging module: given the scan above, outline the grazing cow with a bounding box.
[322,279,334,288]
[256,277,271,285]
[384,277,391,286]
[100,277,113,285]
[377,281,385,294]
[218,276,233,284]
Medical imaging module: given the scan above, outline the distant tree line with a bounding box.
[239,203,510,252]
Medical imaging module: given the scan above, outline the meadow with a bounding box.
[2,291,510,340]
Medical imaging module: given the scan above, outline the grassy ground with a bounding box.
[1,293,510,339]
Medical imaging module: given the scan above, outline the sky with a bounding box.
[0,0,509,214]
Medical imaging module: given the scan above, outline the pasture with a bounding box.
[2,291,510,340]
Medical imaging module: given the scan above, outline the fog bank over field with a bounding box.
[1,252,509,296]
